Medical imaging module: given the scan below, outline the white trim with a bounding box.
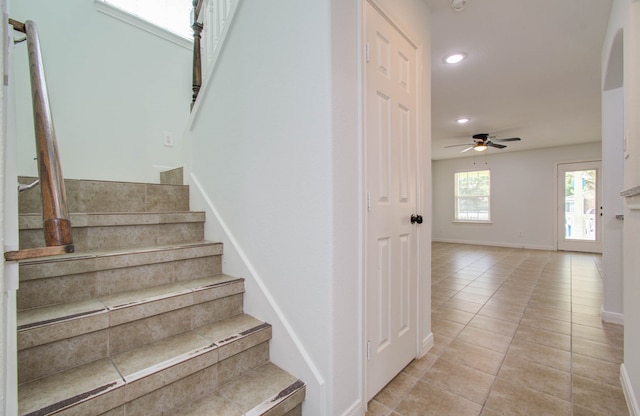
[94,0,191,49]
[189,172,327,414]
[432,238,555,251]
[601,306,624,325]
[419,332,434,358]
[621,363,640,416]
[339,400,364,416]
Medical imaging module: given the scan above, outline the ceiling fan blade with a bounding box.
[460,146,474,153]
[445,143,474,148]
[487,142,506,149]
[492,137,521,142]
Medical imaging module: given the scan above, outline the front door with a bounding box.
[557,161,603,253]
[364,0,419,401]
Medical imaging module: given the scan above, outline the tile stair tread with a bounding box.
[18,274,244,334]
[19,314,273,416]
[181,362,305,416]
[19,241,223,274]
[19,211,206,230]
[113,314,266,381]
[18,358,125,416]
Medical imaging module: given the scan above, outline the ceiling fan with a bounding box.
[445,133,522,153]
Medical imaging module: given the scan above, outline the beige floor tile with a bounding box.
[572,353,622,387]
[498,355,571,401]
[519,314,571,335]
[477,304,523,323]
[372,371,419,409]
[467,315,518,338]
[572,374,630,416]
[442,298,484,314]
[507,338,571,372]
[431,318,465,339]
[572,337,624,364]
[440,339,505,375]
[394,381,482,416]
[456,326,513,354]
[484,377,570,416]
[367,244,629,415]
[573,322,624,345]
[513,325,571,351]
[420,357,495,405]
[402,353,438,379]
[365,399,393,416]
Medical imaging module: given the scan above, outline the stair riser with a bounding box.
[20,223,205,251]
[18,293,244,384]
[19,178,189,214]
[18,255,222,310]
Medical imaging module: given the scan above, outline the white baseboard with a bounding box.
[339,400,363,416]
[431,238,554,251]
[419,332,435,358]
[621,364,639,416]
[601,306,624,325]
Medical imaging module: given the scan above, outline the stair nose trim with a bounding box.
[17,308,105,331]
[244,379,306,416]
[23,381,120,416]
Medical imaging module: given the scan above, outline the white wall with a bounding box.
[185,1,333,413]
[605,0,640,413]
[185,0,431,415]
[433,143,602,250]
[11,0,192,183]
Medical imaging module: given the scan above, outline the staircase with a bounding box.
[15,169,305,416]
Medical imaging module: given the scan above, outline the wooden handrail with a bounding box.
[4,19,74,261]
[191,0,204,110]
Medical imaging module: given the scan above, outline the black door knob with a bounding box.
[411,214,423,224]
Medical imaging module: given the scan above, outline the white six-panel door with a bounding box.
[364,0,420,401]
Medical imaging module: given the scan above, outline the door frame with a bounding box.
[555,160,603,253]
[360,0,425,405]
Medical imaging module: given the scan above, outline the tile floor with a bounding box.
[367,242,628,416]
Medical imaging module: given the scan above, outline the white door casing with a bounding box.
[363,0,420,401]
[557,161,603,253]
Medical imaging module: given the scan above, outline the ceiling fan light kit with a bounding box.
[445,133,522,153]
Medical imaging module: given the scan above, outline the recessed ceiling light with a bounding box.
[456,117,470,124]
[444,53,467,64]
[450,0,469,11]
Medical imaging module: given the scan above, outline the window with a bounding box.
[454,170,491,222]
[96,0,193,44]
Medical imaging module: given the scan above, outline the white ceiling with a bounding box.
[425,0,614,160]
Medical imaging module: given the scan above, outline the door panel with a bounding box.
[364,1,419,401]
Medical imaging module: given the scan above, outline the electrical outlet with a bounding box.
[163,132,174,147]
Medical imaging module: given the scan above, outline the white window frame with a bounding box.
[454,169,491,223]
[94,0,192,49]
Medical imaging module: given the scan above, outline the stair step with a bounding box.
[18,242,223,310]
[19,211,205,251]
[18,314,289,416]
[19,177,189,214]
[18,274,245,384]
[180,363,305,416]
